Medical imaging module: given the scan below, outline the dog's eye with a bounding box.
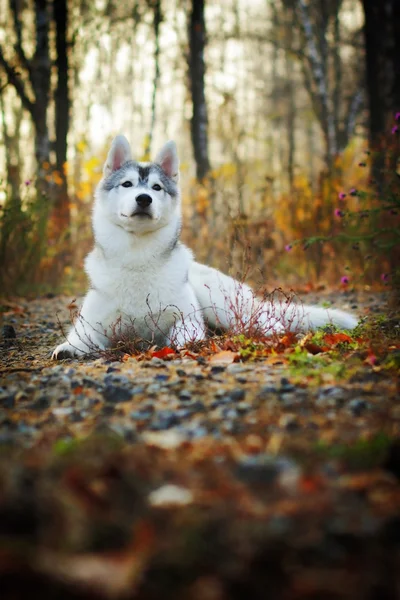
[152,184,162,191]
[121,181,133,188]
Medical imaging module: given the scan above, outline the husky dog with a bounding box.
[52,135,357,359]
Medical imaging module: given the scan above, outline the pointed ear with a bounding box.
[155,141,179,182]
[103,135,132,177]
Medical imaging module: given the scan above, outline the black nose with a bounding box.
[136,194,152,208]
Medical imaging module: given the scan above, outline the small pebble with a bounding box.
[148,484,193,507]
[189,400,206,413]
[348,398,368,416]
[226,364,248,374]
[317,386,346,408]
[102,385,132,403]
[279,413,299,430]
[258,386,278,398]
[0,393,15,409]
[210,365,226,374]
[235,455,280,485]
[228,389,246,402]
[147,383,162,394]
[237,402,251,414]
[151,410,180,430]
[31,396,50,411]
[155,374,169,382]
[2,325,16,339]
[130,408,153,421]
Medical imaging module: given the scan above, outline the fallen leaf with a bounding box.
[143,430,185,449]
[148,484,194,507]
[38,521,154,595]
[151,347,176,359]
[324,332,353,346]
[209,350,239,364]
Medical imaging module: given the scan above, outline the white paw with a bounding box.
[168,320,206,349]
[171,329,189,349]
[52,342,86,360]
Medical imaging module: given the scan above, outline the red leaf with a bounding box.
[151,347,176,359]
[324,332,353,346]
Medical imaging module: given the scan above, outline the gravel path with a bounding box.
[0,290,399,599]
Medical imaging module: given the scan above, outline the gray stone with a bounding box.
[179,390,192,402]
[228,389,246,402]
[151,410,180,430]
[102,385,132,403]
[348,398,369,416]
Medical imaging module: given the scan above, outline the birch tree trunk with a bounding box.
[0,0,51,175]
[31,0,51,170]
[296,0,337,166]
[145,0,162,158]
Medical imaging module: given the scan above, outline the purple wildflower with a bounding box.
[349,188,357,196]
[338,192,346,200]
[395,112,400,121]
[334,208,344,218]
[285,244,292,252]
[392,125,399,135]
[24,180,31,186]
[341,276,349,285]
[380,273,389,283]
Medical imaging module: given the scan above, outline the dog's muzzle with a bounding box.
[121,193,153,219]
[136,194,152,208]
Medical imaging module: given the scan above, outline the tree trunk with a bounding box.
[362,0,400,300]
[53,0,70,239]
[31,0,51,169]
[0,94,23,283]
[0,0,72,290]
[296,0,337,167]
[145,0,162,158]
[362,0,400,188]
[188,0,211,181]
[283,6,296,193]
[54,0,70,176]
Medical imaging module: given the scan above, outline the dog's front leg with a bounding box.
[52,290,114,359]
[167,315,206,349]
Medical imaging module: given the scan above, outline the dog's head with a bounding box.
[96,135,180,234]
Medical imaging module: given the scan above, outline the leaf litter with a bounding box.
[0,289,399,599]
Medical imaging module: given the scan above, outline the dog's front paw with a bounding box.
[52,342,86,360]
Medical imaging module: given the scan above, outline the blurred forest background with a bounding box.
[0,0,399,296]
